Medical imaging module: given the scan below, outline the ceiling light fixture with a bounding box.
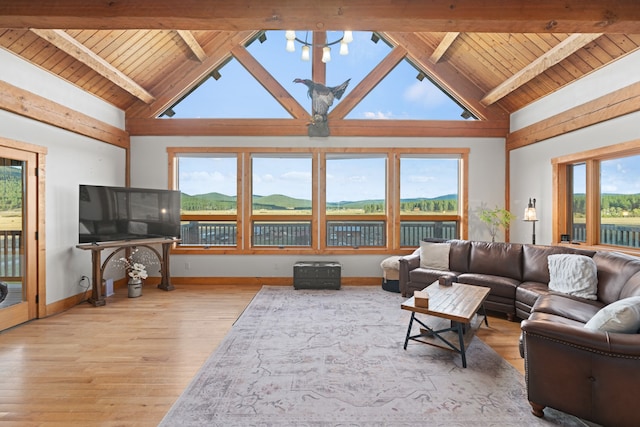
[285,30,353,62]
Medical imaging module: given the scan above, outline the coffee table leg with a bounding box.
[456,322,467,368]
[481,304,489,327]
[404,312,415,350]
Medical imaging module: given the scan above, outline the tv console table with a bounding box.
[76,237,180,307]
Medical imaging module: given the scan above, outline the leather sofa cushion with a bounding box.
[620,271,640,300]
[468,241,523,281]
[532,293,603,324]
[448,240,471,273]
[526,310,587,329]
[457,273,518,299]
[517,282,552,309]
[594,251,640,304]
[522,244,596,284]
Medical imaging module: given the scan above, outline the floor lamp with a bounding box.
[524,198,538,244]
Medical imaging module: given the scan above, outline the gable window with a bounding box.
[169,147,467,253]
[553,142,640,251]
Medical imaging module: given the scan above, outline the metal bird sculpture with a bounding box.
[294,78,351,136]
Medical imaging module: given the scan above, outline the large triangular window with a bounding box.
[160,30,476,121]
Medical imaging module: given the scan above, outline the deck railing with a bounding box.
[572,223,640,248]
[0,230,22,279]
[180,221,459,247]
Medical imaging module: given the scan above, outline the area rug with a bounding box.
[160,286,587,426]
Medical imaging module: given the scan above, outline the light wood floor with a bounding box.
[0,284,524,426]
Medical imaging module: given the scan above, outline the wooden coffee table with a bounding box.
[401,281,490,368]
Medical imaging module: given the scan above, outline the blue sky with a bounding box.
[573,155,640,194]
[178,155,459,202]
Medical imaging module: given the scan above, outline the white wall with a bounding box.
[509,50,640,245]
[130,135,506,278]
[1,51,126,304]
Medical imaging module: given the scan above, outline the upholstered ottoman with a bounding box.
[381,256,402,293]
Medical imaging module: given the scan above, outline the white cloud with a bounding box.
[281,171,311,182]
[404,81,450,109]
[349,175,367,183]
[408,175,436,183]
[363,111,393,119]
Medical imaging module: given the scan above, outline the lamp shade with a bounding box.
[286,39,295,52]
[322,46,331,63]
[301,45,310,61]
[524,207,537,221]
[524,198,537,221]
[339,41,349,55]
[342,30,354,43]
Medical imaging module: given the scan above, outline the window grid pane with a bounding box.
[570,163,586,243]
[326,221,385,247]
[599,155,640,248]
[252,221,311,247]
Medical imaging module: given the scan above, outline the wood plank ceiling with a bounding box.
[1,0,640,137]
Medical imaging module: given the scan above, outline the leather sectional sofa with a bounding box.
[398,239,598,320]
[399,239,640,426]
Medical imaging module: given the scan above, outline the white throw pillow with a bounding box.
[585,296,640,333]
[547,254,598,300]
[419,242,450,270]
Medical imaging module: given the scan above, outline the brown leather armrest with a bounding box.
[521,318,640,357]
[398,254,420,296]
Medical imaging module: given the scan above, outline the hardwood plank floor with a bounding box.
[0,284,524,426]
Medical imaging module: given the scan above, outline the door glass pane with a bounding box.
[0,157,24,308]
[600,155,640,248]
[570,163,586,243]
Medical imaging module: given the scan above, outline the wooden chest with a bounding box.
[293,261,341,290]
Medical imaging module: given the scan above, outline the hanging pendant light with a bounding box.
[321,46,331,63]
[284,30,353,62]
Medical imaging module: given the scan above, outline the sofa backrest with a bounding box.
[620,270,640,299]
[468,241,523,281]
[447,240,471,272]
[593,251,640,304]
[522,244,596,284]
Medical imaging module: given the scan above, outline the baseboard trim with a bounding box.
[44,277,382,317]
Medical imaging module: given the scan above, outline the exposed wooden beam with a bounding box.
[3,0,640,33]
[176,30,207,62]
[0,80,129,148]
[30,29,155,104]
[330,46,407,120]
[231,45,309,120]
[126,117,508,138]
[383,32,508,121]
[506,80,640,150]
[481,33,603,106]
[126,31,256,119]
[429,32,459,64]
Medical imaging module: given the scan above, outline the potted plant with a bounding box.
[479,207,516,242]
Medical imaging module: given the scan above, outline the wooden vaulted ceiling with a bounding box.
[1,0,640,138]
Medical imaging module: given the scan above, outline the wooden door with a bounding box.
[0,145,38,331]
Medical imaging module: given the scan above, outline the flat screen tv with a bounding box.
[79,184,181,244]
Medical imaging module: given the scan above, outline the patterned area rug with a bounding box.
[160,286,586,426]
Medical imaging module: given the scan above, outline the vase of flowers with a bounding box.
[120,251,148,298]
